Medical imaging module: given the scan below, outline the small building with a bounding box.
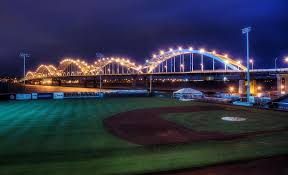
[173,88,203,99]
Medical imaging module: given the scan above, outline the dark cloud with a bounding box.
[0,0,287,76]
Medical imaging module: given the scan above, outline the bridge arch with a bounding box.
[58,58,90,76]
[145,48,247,73]
[35,65,58,76]
[25,71,35,79]
[25,64,59,78]
[92,57,142,75]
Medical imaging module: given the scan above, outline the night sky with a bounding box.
[1,0,287,76]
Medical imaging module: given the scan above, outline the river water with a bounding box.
[0,83,108,93]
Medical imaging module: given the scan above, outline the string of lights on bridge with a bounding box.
[26,46,271,80]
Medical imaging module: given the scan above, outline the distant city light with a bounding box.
[257,93,263,97]
[229,86,234,93]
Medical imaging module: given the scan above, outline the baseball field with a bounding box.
[0,97,287,175]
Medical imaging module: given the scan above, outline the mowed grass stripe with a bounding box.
[0,102,46,153]
[0,102,31,124]
[7,101,61,153]
[39,104,67,152]
[0,101,25,116]
[0,102,41,136]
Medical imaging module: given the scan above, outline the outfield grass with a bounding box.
[0,98,288,175]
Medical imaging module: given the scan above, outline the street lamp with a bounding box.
[274,57,278,69]
[229,86,235,94]
[19,52,30,85]
[242,26,252,101]
[237,60,242,70]
[249,59,254,70]
[285,57,288,63]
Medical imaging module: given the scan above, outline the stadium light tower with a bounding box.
[242,27,251,101]
[19,52,30,85]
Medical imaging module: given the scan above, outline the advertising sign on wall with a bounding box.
[16,94,32,100]
[53,92,64,99]
[31,93,38,100]
[37,93,53,99]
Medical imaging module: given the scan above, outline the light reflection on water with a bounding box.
[0,84,110,93]
[23,85,109,93]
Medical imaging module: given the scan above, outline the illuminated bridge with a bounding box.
[25,47,288,94]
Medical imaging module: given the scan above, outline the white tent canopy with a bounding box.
[173,88,203,99]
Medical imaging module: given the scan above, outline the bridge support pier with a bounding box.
[84,78,88,88]
[277,74,288,95]
[57,79,61,86]
[149,75,152,93]
[238,79,257,95]
[132,78,136,88]
[93,78,97,88]
[250,80,257,95]
[238,80,245,95]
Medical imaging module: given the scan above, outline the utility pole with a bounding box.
[149,74,152,94]
[19,52,30,85]
[274,57,278,69]
[242,27,251,102]
[96,53,104,92]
